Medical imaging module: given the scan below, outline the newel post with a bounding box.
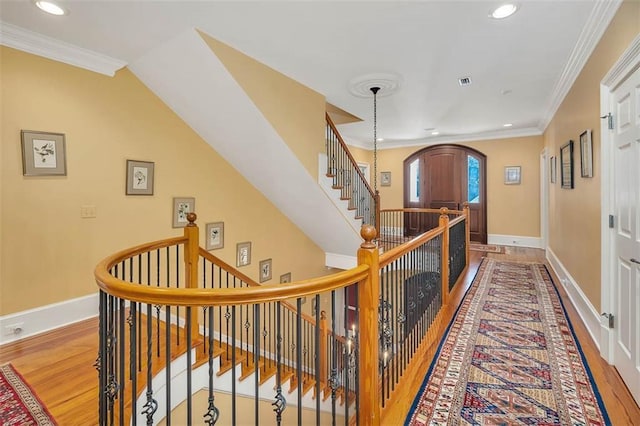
[184,213,200,341]
[357,224,381,426]
[439,208,450,305]
[463,202,471,268]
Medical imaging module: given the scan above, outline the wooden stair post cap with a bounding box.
[360,225,377,249]
[186,212,197,227]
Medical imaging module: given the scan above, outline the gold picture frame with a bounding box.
[560,141,574,189]
[21,130,67,176]
[504,166,521,185]
[580,130,593,178]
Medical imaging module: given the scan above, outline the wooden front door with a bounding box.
[403,145,487,243]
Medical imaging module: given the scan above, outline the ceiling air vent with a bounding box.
[458,77,472,86]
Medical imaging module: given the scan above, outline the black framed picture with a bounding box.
[560,141,574,189]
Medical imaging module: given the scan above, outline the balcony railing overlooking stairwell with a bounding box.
[95,209,469,425]
[326,113,379,232]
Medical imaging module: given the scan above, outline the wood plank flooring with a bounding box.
[1,247,639,425]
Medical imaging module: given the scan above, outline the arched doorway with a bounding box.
[403,144,487,243]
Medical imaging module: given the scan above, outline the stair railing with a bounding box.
[326,113,379,232]
[95,208,469,425]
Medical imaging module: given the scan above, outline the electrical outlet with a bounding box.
[80,205,96,218]
[4,322,24,336]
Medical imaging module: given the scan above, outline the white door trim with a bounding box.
[540,148,549,250]
[599,34,640,362]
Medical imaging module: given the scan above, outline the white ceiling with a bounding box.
[0,1,621,148]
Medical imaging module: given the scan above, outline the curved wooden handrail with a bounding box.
[96,255,369,307]
[380,207,465,216]
[448,214,466,227]
[326,113,375,197]
[379,226,445,268]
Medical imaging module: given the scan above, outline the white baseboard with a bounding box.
[488,234,543,248]
[0,293,99,345]
[546,248,602,350]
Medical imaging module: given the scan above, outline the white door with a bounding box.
[612,65,640,405]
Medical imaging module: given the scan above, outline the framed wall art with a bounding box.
[280,272,291,284]
[579,130,593,178]
[560,140,574,189]
[504,166,521,185]
[259,259,272,283]
[550,156,557,184]
[126,160,154,195]
[236,242,251,267]
[205,222,224,250]
[172,197,195,228]
[21,130,67,176]
[380,171,391,186]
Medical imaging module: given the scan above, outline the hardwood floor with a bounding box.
[1,247,639,425]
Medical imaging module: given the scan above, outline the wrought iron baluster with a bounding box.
[231,305,237,424]
[186,307,193,425]
[296,298,302,426]
[254,304,260,426]
[165,303,171,426]
[118,299,125,426]
[98,291,106,426]
[272,302,286,425]
[204,306,219,425]
[141,304,158,426]
[329,290,338,425]
[315,295,321,426]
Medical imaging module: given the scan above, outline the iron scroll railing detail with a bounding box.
[95,212,469,425]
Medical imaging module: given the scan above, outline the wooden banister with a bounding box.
[357,225,381,425]
[184,213,201,341]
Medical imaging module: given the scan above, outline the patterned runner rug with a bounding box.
[0,363,57,425]
[469,243,505,254]
[405,259,609,425]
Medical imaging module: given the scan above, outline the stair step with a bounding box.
[332,185,343,190]
[239,357,264,381]
[216,345,248,377]
[340,197,351,201]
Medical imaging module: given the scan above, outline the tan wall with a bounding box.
[350,136,543,237]
[0,47,328,315]
[201,34,326,178]
[544,0,640,310]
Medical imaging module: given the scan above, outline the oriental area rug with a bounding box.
[0,363,57,426]
[469,243,505,254]
[405,259,609,425]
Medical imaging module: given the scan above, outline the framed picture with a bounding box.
[205,222,224,250]
[126,160,154,195]
[236,242,251,267]
[580,130,593,178]
[280,272,291,283]
[172,197,195,228]
[380,171,391,186]
[259,259,272,283]
[504,166,521,185]
[21,130,67,176]
[560,140,574,189]
[550,156,557,184]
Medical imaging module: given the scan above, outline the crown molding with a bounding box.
[537,0,623,132]
[345,126,542,151]
[0,21,127,76]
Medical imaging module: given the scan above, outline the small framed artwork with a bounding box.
[126,160,154,195]
[236,242,251,267]
[380,171,391,186]
[172,197,195,228]
[259,258,272,283]
[560,140,574,189]
[550,156,557,184]
[580,130,593,178]
[280,272,291,284]
[504,166,521,185]
[21,130,67,176]
[205,222,224,250]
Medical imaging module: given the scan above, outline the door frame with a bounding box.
[540,148,549,250]
[599,34,640,361]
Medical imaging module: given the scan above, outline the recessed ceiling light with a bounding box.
[376,137,384,142]
[431,131,440,136]
[34,1,67,16]
[490,4,518,19]
[503,123,513,127]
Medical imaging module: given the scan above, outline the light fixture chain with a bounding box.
[372,87,379,192]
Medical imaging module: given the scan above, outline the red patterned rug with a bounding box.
[0,363,57,425]
[469,243,505,254]
[406,259,609,425]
